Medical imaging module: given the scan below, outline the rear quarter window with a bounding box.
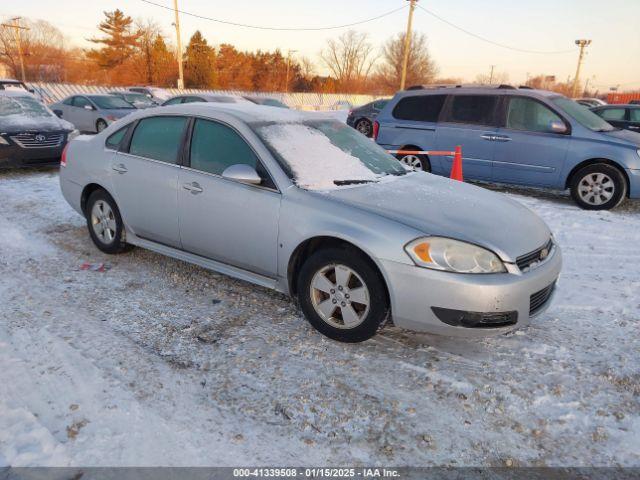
[392,95,446,122]
[105,126,129,150]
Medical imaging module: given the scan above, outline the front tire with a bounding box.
[85,189,130,254]
[297,247,389,343]
[355,118,373,137]
[570,163,626,210]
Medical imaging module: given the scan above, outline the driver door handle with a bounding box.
[183,182,203,194]
[480,134,494,141]
[112,163,128,174]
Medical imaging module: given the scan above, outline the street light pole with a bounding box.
[572,39,591,98]
[1,18,29,82]
[173,0,185,89]
[285,49,297,93]
[400,0,418,91]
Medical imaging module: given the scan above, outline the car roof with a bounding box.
[0,90,36,98]
[135,102,316,124]
[394,85,562,101]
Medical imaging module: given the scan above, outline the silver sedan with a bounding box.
[50,94,137,133]
[59,103,562,343]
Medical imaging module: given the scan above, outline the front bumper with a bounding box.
[380,245,562,337]
[626,168,640,199]
[0,134,67,168]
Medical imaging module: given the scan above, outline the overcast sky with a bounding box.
[5,0,640,91]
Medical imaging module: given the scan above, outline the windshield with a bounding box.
[552,97,615,132]
[262,98,289,108]
[254,120,406,190]
[0,95,53,118]
[119,93,154,106]
[89,95,136,110]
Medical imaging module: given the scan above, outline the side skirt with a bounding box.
[127,233,286,293]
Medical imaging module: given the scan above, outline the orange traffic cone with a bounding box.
[450,146,463,182]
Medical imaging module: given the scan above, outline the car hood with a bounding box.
[324,173,551,263]
[600,128,640,146]
[0,113,74,133]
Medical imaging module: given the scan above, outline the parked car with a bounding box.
[0,90,76,168]
[108,91,158,109]
[127,86,171,103]
[346,98,389,137]
[630,100,640,105]
[591,105,640,133]
[50,94,137,133]
[375,85,640,210]
[59,103,561,342]
[243,96,289,108]
[161,94,250,106]
[575,97,607,108]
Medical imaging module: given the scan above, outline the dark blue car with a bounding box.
[375,85,640,210]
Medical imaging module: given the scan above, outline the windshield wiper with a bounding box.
[333,179,377,186]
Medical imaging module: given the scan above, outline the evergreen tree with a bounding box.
[183,31,215,88]
[87,10,141,68]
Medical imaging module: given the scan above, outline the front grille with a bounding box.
[10,132,64,149]
[530,282,556,315]
[517,238,553,272]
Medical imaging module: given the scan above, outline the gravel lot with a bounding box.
[0,168,639,467]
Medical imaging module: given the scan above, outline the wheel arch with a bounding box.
[565,158,630,196]
[80,183,113,215]
[287,236,391,307]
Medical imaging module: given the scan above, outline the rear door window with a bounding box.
[630,109,640,123]
[392,95,446,122]
[128,116,188,164]
[598,108,626,121]
[448,95,499,126]
[506,97,564,132]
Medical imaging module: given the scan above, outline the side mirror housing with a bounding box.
[221,164,262,185]
[53,110,63,118]
[549,120,568,134]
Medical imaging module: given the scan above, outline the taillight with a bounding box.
[373,120,380,140]
[60,143,69,167]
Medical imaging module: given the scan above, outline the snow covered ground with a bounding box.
[0,168,638,467]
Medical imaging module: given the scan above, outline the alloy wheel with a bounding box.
[310,264,370,329]
[356,120,372,136]
[578,172,615,206]
[399,154,423,171]
[90,200,117,244]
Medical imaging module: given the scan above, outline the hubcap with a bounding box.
[97,121,107,132]
[400,154,423,171]
[356,120,371,136]
[578,173,615,206]
[310,264,370,329]
[90,200,116,244]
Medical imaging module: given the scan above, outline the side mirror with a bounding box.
[53,110,63,118]
[549,120,568,134]
[83,104,94,111]
[221,164,262,185]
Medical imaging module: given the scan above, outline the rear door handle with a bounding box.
[493,135,512,142]
[183,182,203,194]
[112,163,128,174]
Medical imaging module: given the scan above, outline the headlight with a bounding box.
[68,129,80,141]
[405,237,506,274]
[0,135,8,145]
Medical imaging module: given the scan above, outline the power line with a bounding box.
[416,4,577,55]
[140,0,408,31]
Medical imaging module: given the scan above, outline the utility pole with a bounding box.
[285,49,297,93]
[572,39,591,98]
[1,18,29,82]
[400,0,418,91]
[173,0,185,89]
[489,65,496,85]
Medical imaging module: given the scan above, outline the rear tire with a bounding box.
[355,118,373,137]
[397,149,431,172]
[85,189,130,254]
[570,163,626,210]
[297,247,389,343]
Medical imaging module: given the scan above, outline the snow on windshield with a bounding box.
[258,123,380,190]
[0,95,52,118]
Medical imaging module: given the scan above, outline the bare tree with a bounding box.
[376,31,438,91]
[320,30,376,93]
[475,70,509,85]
